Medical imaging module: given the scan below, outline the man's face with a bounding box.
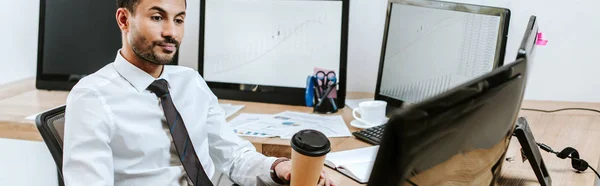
[127,0,186,65]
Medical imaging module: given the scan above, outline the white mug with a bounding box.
[352,100,387,126]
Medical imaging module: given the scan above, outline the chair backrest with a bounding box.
[34,105,240,186]
[35,105,66,173]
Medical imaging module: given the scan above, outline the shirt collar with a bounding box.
[113,50,169,92]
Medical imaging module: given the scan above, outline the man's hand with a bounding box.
[275,160,336,186]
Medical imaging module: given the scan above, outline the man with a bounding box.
[62,0,335,185]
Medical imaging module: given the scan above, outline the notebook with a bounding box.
[324,146,379,183]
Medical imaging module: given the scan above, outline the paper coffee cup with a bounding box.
[290,130,331,186]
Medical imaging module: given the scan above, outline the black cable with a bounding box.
[536,142,600,179]
[537,142,555,153]
[521,107,600,114]
[589,165,600,179]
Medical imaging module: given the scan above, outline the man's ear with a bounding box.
[116,8,130,32]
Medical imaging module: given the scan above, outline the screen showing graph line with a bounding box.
[203,0,343,88]
[379,3,501,103]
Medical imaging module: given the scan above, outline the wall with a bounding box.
[503,0,600,102]
[178,0,201,69]
[0,138,58,186]
[449,0,600,102]
[178,0,600,103]
[0,0,39,85]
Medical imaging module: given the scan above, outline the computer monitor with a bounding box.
[518,16,538,61]
[374,0,510,112]
[367,16,539,186]
[36,0,119,90]
[199,0,349,106]
[35,0,180,90]
[368,57,527,186]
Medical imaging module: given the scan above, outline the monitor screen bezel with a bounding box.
[374,0,511,110]
[197,0,349,106]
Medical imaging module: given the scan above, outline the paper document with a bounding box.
[345,98,373,110]
[25,104,66,121]
[233,119,288,138]
[228,113,277,137]
[219,103,245,118]
[228,113,271,128]
[274,111,352,139]
[228,111,352,138]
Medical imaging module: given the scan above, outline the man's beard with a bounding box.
[130,32,180,65]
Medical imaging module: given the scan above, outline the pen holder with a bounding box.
[313,98,338,114]
[305,73,339,114]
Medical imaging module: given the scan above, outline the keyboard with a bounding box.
[352,124,386,145]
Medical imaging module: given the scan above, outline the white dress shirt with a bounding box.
[63,51,279,186]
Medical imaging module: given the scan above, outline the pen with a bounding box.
[312,76,321,98]
[329,98,337,110]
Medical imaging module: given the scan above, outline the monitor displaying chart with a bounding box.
[379,2,503,103]
[203,0,343,88]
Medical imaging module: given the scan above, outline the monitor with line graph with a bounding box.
[198,0,349,106]
[374,0,510,111]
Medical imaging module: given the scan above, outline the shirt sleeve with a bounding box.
[202,89,282,186]
[62,88,115,186]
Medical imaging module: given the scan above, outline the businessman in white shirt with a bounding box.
[62,0,335,185]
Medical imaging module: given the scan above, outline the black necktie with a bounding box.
[147,79,213,186]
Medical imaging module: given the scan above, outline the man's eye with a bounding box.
[151,16,163,21]
[176,19,184,24]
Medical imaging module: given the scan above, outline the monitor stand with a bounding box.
[513,117,552,186]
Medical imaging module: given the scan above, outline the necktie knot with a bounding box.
[147,79,170,97]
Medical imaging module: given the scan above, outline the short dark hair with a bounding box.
[116,0,141,13]
[116,0,186,13]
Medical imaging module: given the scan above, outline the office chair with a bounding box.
[35,105,66,186]
[35,106,240,186]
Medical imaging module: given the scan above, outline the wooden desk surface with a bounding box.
[1,78,599,186]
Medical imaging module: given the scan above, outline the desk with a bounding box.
[1,78,599,186]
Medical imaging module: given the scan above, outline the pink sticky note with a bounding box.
[536,40,548,46]
[536,32,548,46]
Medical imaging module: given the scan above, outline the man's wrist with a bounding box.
[270,158,290,184]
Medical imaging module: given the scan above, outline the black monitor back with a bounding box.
[518,16,538,61]
[368,57,528,186]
